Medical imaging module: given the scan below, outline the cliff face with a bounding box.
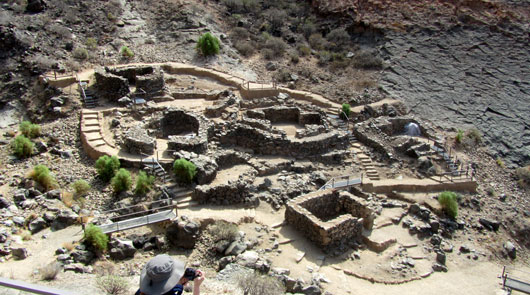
[312,0,530,166]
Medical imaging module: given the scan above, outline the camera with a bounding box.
[184,268,198,281]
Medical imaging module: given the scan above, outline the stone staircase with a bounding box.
[351,143,381,181]
[79,80,98,108]
[143,158,172,183]
[81,110,106,149]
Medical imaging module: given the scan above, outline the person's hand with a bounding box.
[194,270,205,287]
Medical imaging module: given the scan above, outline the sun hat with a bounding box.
[139,254,186,295]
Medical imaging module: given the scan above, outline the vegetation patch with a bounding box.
[196,32,220,56]
[438,191,459,219]
[19,121,41,138]
[135,171,155,195]
[84,224,109,252]
[207,220,239,243]
[11,135,33,159]
[111,168,132,193]
[29,165,58,191]
[120,46,134,58]
[515,165,530,187]
[340,103,351,120]
[237,272,285,295]
[96,275,128,295]
[72,179,91,197]
[173,159,197,184]
[95,155,120,182]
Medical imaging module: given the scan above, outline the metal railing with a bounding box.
[319,174,362,190]
[0,277,76,295]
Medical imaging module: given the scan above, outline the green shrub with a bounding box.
[496,157,505,168]
[302,22,317,39]
[196,32,220,56]
[173,159,197,184]
[317,50,331,65]
[135,171,154,195]
[120,46,134,58]
[19,121,41,138]
[11,135,33,158]
[438,191,459,219]
[84,224,108,252]
[111,169,132,193]
[268,9,287,32]
[96,275,128,295]
[207,220,239,242]
[29,165,58,191]
[262,48,275,60]
[340,103,351,120]
[264,37,286,57]
[86,38,98,50]
[352,50,383,69]
[237,272,285,295]
[95,155,120,182]
[455,129,464,144]
[290,51,299,64]
[72,179,91,197]
[73,47,89,60]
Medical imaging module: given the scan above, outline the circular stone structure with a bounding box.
[160,108,213,154]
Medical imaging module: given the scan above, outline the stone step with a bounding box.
[83,115,98,120]
[83,126,100,133]
[82,110,98,115]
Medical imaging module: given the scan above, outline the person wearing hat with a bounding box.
[135,254,205,295]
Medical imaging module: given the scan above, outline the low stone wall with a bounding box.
[108,65,154,83]
[219,123,348,158]
[122,126,155,155]
[362,179,478,194]
[285,189,369,248]
[192,181,250,205]
[136,68,165,98]
[160,108,213,154]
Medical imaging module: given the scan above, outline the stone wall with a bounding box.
[192,181,250,205]
[160,109,212,154]
[94,68,130,101]
[219,123,348,158]
[108,65,154,83]
[122,126,155,155]
[285,189,369,248]
[136,68,165,98]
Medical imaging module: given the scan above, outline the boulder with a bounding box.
[26,0,46,13]
[224,240,247,256]
[503,241,516,259]
[45,189,61,199]
[109,238,136,260]
[11,247,28,260]
[71,250,94,264]
[53,210,79,230]
[432,263,448,272]
[236,251,259,268]
[29,217,47,234]
[166,219,200,249]
[0,197,10,208]
[191,155,218,185]
[64,263,93,273]
[302,285,322,295]
[479,218,500,231]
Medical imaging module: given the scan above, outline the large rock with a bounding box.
[503,241,516,259]
[224,240,247,256]
[191,155,218,184]
[26,0,46,13]
[0,196,11,208]
[166,218,199,249]
[71,250,94,264]
[53,210,79,230]
[11,248,28,260]
[29,217,47,234]
[109,238,136,260]
[479,218,500,232]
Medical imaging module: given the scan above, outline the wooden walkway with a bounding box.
[99,209,176,234]
[320,175,361,190]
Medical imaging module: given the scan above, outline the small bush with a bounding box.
[496,157,505,168]
[86,38,98,50]
[173,159,197,184]
[72,179,91,197]
[298,45,311,56]
[352,50,383,69]
[230,27,249,41]
[40,262,61,281]
[455,129,464,144]
[207,220,239,242]
[95,155,120,182]
[465,128,482,145]
[262,48,275,60]
[268,9,287,32]
[308,33,327,50]
[11,135,33,158]
[515,165,530,187]
[235,41,255,57]
[84,224,108,252]
[237,272,285,295]
[120,46,134,58]
[264,37,286,57]
[302,22,317,39]
[73,47,89,60]
[19,121,41,138]
[61,190,74,208]
[289,51,300,64]
[96,275,128,295]
[29,165,58,191]
[340,103,351,120]
[222,0,258,13]
[111,169,132,193]
[196,32,220,56]
[326,28,350,49]
[135,171,154,195]
[438,191,459,219]
[317,50,331,65]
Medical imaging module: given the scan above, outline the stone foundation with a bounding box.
[122,126,155,155]
[285,189,374,248]
[94,68,130,101]
[159,108,213,154]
